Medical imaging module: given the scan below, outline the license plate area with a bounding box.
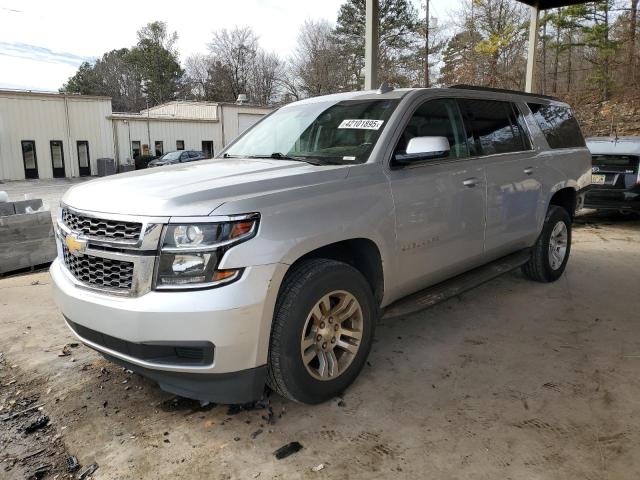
[591,174,606,185]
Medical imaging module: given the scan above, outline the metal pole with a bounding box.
[364,0,379,90]
[146,97,151,154]
[525,5,540,93]
[424,0,430,88]
[127,121,132,160]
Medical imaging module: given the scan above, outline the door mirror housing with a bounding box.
[394,136,450,166]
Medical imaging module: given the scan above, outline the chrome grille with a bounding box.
[63,245,134,291]
[62,209,142,241]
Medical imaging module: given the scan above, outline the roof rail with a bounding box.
[449,84,560,102]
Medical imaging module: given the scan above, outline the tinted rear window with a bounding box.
[592,154,639,172]
[528,103,585,149]
[458,99,531,156]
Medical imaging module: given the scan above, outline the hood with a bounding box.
[62,158,349,216]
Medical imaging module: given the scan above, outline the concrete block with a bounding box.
[13,199,44,214]
[0,211,57,274]
[0,203,15,217]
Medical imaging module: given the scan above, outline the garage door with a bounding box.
[238,113,263,135]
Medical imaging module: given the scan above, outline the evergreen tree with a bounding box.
[334,0,421,88]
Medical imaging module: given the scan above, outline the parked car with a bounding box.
[148,150,206,167]
[584,137,640,214]
[50,86,591,404]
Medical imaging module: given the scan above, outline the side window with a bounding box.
[458,99,528,156]
[394,98,468,159]
[510,103,532,151]
[527,103,586,149]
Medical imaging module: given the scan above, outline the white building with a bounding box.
[0,90,271,181]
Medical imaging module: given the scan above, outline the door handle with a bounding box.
[524,167,534,175]
[463,177,479,187]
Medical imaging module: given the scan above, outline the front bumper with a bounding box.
[102,351,267,403]
[50,258,286,402]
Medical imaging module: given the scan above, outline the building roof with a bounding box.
[0,88,111,101]
[109,112,219,123]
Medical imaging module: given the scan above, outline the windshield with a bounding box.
[160,151,182,161]
[224,99,399,164]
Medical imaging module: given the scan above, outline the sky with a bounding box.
[0,0,458,92]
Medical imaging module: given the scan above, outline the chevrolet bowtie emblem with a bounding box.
[65,233,87,256]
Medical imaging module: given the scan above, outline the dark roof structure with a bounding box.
[517,0,587,9]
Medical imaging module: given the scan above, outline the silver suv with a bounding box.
[51,86,591,404]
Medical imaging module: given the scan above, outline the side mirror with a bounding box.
[394,136,450,166]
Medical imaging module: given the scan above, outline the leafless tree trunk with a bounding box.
[542,18,547,94]
[566,30,572,93]
[553,20,560,93]
[630,0,639,83]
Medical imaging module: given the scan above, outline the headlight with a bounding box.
[154,214,259,290]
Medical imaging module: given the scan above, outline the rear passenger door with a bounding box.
[458,98,541,260]
[388,98,486,295]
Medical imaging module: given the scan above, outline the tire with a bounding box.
[267,258,376,404]
[522,205,572,282]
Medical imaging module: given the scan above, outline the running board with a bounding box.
[381,249,531,320]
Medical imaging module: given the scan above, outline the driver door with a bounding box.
[387,98,487,296]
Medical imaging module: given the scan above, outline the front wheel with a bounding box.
[267,259,376,404]
[522,205,572,282]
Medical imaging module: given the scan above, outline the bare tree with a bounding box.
[630,0,639,82]
[184,53,213,99]
[208,27,259,100]
[441,0,527,88]
[289,20,347,97]
[249,50,283,105]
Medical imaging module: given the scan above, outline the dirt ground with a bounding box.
[1,211,639,480]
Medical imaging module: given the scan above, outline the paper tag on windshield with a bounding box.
[338,119,384,130]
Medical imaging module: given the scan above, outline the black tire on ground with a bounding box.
[266,258,376,404]
[522,205,572,283]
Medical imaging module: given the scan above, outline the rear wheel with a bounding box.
[522,205,572,282]
[267,259,376,404]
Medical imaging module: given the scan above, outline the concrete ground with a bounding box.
[1,211,639,479]
[0,178,90,221]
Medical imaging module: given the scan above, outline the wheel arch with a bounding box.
[281,238,385,307]
[548,187,578,218]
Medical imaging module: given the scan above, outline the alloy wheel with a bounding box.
[300,290,364,381]
[548,221,568,270]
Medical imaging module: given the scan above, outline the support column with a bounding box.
[364,0,379,90]
[525,5,540,93]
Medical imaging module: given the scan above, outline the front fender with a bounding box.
[214,164,397,297]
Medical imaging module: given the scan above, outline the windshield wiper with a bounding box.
[247,152,326,165]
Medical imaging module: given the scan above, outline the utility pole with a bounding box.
[364,0,380,90]
[424,0,430,87]
[525,5,540,93]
